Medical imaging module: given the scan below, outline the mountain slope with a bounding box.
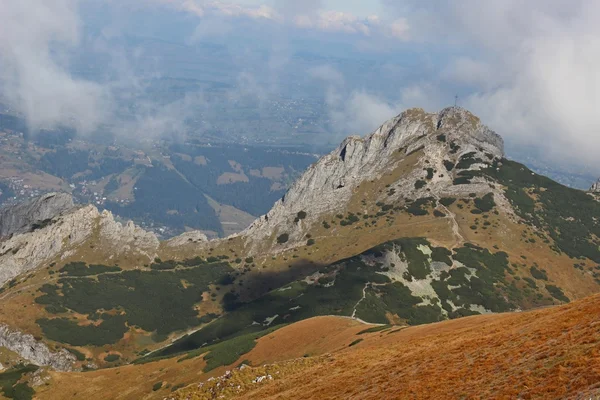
[0,107,598,397]
[171,293,600,400]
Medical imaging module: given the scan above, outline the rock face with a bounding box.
[0,193,75,239]
[241,107,504,250]
[590,179,600,193]
[0,204,159,287]
[0,324,75,371]
[165,231,209,247]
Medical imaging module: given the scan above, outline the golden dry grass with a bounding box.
[175,294,600,400]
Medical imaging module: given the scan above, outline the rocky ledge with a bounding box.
[0,198,159,287]
[0,324,75,371]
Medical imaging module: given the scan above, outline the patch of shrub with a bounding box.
[425,168,435,180]
[36,262,232,343]
[474,193,496,213]
[406,198,435,216]
[546,285,569,303]
[348,339,363,347]
[67,347,86,361]
[0,364,38,400]
[443,160,455,172]
[414,180,427,190]
[152,382,163,391]
[294,211,307,223]
[440,197,456,207]
[357,325,392,335]
[431,247,452,266]
[36,314,128,346]
[59,262,122,276]
[530,267,548,281]
[276,234,289,244]
[456,152,483,170]
[104,354,120,362]
[340,213,360,226]
[171,383,186,392]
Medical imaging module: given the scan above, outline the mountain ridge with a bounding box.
[240,107,504,252]
[0,106,598,399]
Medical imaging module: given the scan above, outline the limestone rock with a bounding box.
[165,231,209,247]
[0,205,159,287]
[241,107,504,251]
[0,324,75,371]
[0,192,74,239]
[590,178,600,193]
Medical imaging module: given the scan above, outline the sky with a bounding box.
[0,0,599,171]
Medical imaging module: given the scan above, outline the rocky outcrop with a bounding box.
[0,205,159,287]
[0,324,75,371]
[590,179,600,193]
[165,231,209,247]
[241,107,504,250]
[0,192,74,239]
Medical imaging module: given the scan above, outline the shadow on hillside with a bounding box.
[147,258,329,360]
[236,258,326,302]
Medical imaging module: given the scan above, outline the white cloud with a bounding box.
[384,0,600,168]
[0,0,111,133]
[309,64,431,136]
[389,18,410,40]
[157,0,403,38]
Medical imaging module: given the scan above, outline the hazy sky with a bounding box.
[1,0,600,171]
[245,0,385,16]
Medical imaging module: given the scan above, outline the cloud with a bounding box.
[157,0,401,39]
[0,0,111,133]
[310,64,423,136]
[384,0,600,168]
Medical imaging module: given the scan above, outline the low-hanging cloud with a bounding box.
[0,0,112,133]
[385,0,600,168]
[309,64,433,137]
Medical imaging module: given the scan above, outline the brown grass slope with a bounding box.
[35,317,366,400]
[173,294,600,400]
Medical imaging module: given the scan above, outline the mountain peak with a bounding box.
[241,107,504,251]
[591,178,600,193]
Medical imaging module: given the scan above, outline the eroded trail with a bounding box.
[434,194,464,248]
[351,283,369,319]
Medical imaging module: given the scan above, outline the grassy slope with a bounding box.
[173,293,600,400]
[35,317,366,400]
[0,152,598,366]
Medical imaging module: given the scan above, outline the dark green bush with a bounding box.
[276,234,289,244]
[440,197,456,207]
[104,354,120,362]
[474,193,496,213]
[530,267,548,281]
[414,180,427,190]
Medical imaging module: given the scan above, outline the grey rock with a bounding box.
[0,192,74,239]
[590,178,600,193]
[0,205,159,287]
[0,324,75,371]
[241,107,504,252]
